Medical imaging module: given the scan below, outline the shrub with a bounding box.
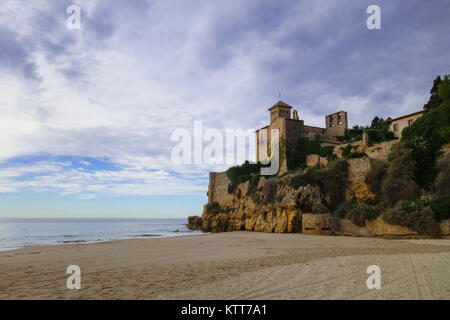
[423,76,443,112]
[413,195,436,209]
[285,134,336,170]
[333,200,354,218]
[289,159,348,210]
[365,128,395,146]
[382,203,441,237]
[312,203,330,214]
[262,178,278,204]
[337,126,365,143]
[246,175,260,200]
[227,161,263,193]
[344,199,381,226]
[339,145,366,159]
[320,160,349,210]
[366,160,388,196]
[285,138,307,170]
[205,202,222,215]
[349,152,367,158]
[341,144,353,158]
[290,166,320,189]
[434,153,450,197]
[401,74,450,189]
[381,144,419,205]
[319,146,335,158]
[430,196,450,221]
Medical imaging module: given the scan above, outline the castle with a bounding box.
[255,100,347,172]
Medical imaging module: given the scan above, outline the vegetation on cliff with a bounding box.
[434,153,450,197]
[430,196,450,221]
[382,198,441,237]
[337,126,364,143]
[365,128,394,146]
[423,75,444,112]
[226,161,264,193]
[341,144,367,159]
[289,159,348,210]
[343,199,381,227]
[336,117,392,145]
[285,134,335,170]
[348,74,450,235]
[205,201,223,215]
[401,74,450,189]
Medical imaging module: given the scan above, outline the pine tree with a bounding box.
[423,76,443,112]
[370,116,384,129]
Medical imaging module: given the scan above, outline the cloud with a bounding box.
[0,156,209,197]
[0,0,449,200]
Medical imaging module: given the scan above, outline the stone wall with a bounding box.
[365,140,397,161]
[208,172,234,207]
[302,214,332,235]
[333,139,397,163]
[345,157,376,201]
[306,154,328,167]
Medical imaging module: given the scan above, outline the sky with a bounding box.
[0,0,449,218]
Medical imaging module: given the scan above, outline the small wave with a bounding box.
[57,239,90,244]
[134,234,162,237]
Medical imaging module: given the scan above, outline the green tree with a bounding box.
[370,116,384,129]
[402,74,450,189]
[438,74,450,102]
[423,76,443,112]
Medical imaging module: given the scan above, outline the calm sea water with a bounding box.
[0,218,202,251]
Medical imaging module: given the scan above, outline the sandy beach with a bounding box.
[1,232,449,299]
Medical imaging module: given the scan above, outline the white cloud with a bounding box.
[0,0,447,199]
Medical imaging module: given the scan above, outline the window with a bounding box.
[408,120,413,126]
[394,124,399,131]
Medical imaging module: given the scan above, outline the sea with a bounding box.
[0,218,203,251]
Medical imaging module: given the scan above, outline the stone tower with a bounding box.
[255,101,304,168]
[325,111,348,136]
[269,100,293,123]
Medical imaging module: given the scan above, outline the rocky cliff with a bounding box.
[188,156,372,233]
[195,171,323,233]
[188,144,450,237]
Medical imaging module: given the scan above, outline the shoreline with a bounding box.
[1,231,450,299]
[0,230,205,253]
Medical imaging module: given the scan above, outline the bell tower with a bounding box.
[268,100,293,123]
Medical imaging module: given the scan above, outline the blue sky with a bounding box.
[0,0,449,218]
